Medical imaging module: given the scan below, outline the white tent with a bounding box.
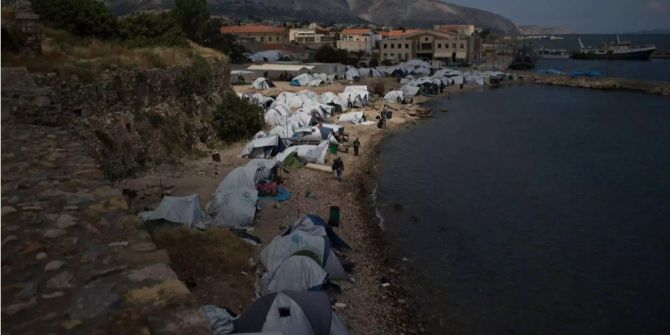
[264,104,290,127]
[213,166,258,194]
[260,230,347,279]
[290,73,313,86]
[252,77,274,90]
[250,93,274,108]
[208,187,258,228]
[384,90,404,102]
[249,50,287,62]
[274,141,329,165]
[240,134,282,159]
[344,67,360,81]
[139,194,207,228]
[260,255,328,294]
[338,111,364,124]
[401,85,420,97]
[320,92,347,110]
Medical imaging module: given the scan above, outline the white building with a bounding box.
[336,28,376,54]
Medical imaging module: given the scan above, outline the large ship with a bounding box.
[571,36,656,60]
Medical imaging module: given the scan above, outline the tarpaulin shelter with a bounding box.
[139,194,207,228]
[260,255,328,294]
[252,77,276,89]
[284,215,351,251]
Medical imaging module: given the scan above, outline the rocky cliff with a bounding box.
[105,0,519,34]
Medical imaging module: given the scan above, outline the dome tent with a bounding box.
[139,194,207,228]
[252,77,276,89]
[260,255,328,294]
[284,215,351,251]
[234,290,351,335]
[260,230,347,279]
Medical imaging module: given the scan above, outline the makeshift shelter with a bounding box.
[265,103,291,127]
[252,77,276,90]
[344,67,360,81]
[251,93,274,108]
[384,90,404,103]
[234,291,351,335]
[401,85,420,97]
[212,166,258,194]
[139,194,207,228]
[285,215,351,251]
[338,111,364,124]
[249,50,287,62]
[240,134,286,159]
[246,159,279,181]
[260,230,347,279]
[208,187,258,228]
[320,92,347,111]
[260,255,328,294]
[290,73,313,86]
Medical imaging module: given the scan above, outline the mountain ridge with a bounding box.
[105,0,519,34]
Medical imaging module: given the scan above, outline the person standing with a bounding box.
[353,138,361,156]
[332,157,344,181]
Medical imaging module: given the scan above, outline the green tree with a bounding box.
[119,12,188,48]
[193,18,248,63]
[212,93,265,142]
[173,0,209,38]
[32,0,118,38]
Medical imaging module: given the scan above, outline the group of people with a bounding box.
[331,137,361,182]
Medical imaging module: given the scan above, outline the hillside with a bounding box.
[105,0,520,34]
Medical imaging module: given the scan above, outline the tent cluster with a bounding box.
[201,213,354,334]
[290,73,336,87]
[248,50,292,62]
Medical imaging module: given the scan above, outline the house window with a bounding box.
[421,43,432,50]
[261,36,264,42]
[391,44,394,48]
[425,37,429,41]
[384,44,387,49]
[383,53,387,57]
[460,43,465,49]
[438,43,441,49]
[405,43,409,49]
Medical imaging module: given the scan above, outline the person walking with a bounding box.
[353,138,361,156]
[332,156,344,181]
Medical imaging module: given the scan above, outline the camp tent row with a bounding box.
[290,73,335,87]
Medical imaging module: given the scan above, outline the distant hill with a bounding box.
[518,25,572,35]
[104,0,520,34]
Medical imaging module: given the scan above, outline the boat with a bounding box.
[509,41,537,70]
[571,35,656,60]
[537,47,570,59]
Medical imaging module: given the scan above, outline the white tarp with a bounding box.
[252,77,271,89]
[208,187,258,228]
[291,73,312,86]
[275,141,329,164]
[401,85,420,97]
[345,67,360,81]
[139,194,206,228]
[260,255,328,294]
[264,103,291,127]
[320,92,347,110]
[213,166,258,194]
[250,93,273,108]
[384,90,404,102]
[240,134,280,158]
[338,111,364,124]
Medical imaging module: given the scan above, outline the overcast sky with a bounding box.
[447,0,670,33]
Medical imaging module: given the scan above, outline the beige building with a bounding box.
[289,28,336,49]
[220,24,288,44]
[336,28,376,54]
[379,29,477,64]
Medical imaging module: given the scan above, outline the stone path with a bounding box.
[1,124,209,333]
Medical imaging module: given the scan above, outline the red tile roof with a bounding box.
[341,28,372,35]
[380,29,422,37]
[220,25,286,34]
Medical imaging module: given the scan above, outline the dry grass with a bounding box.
[153,227,254,280]
[1,27,228,81]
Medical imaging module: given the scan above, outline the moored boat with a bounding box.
[571,35,656,60]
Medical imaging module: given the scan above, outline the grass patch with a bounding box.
[153,227,254,282]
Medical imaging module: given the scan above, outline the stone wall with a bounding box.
[2,60,232,179]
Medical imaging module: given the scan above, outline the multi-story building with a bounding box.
[433,24,477,36]
[288,28,336,49]
[378,29,478,65]
[220,24,288,51]
[336,28,376,54]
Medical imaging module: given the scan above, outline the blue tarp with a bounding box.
[290,79,301,86]
[258,186,292,202]
[570,70,602,78]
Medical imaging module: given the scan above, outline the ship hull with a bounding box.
[571,48,655,60]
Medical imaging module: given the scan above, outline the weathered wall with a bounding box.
[1,60,232,179]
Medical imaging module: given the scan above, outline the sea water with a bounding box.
[377,85,670,334]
